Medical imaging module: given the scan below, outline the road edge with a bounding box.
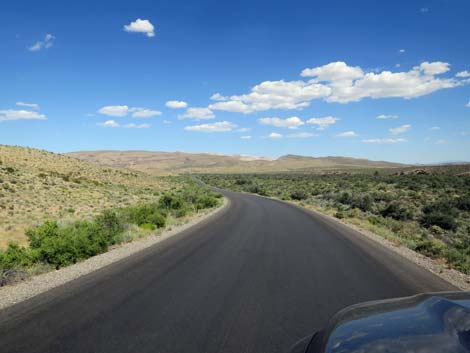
[0,197,231,310]
[237,191,470,291]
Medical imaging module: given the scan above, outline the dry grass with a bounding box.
[0,145,182,248]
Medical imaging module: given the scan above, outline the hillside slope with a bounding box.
[0,145,179,247]
[68,150,408,174]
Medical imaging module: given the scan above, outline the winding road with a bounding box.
[0,190,456,353]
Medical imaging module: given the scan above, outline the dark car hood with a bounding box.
[304,292,470,353]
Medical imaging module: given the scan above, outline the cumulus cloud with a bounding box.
[122,123,151,129]
[237,127,251,132]
[28,33,55,52]
[179,107,215,120]
[165,100,188,109]
[435,139,447,145]
[301,61,364,81]
[399,49,406,53]
[240,135,252,139]
[268,132,283,139]
[124,19,155,37]
[362,138,407,144]
[306,116,338,130]
[389,124,411,135]
[336,131,358,137]
[207,61,464,112]
[97,120,150,128]
[131,108,161,118]
[419,61,450,75]
[16,102,39,109]
[258,116,304,129]
[0,109,46,121]
[210,93,228,101]
[376,114,399,119]
[97,120,120,128]
[456,71,470,78]
[287,132,316,138]
[466,100,470,108]
[98,105,129,117]
[184,121,236,133]
[209,80,331,113]
[430,126,441,130]
[98,105,161,118]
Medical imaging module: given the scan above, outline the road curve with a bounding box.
[0,190,456,353]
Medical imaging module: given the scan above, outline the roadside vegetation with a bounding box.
[0,185,222,285]
[0,145,222,286]
[0,145,181,247]
[201,169,470,274]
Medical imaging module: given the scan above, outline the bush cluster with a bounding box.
[0,185,221,281]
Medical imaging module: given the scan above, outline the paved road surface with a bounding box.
[0,191,456,353]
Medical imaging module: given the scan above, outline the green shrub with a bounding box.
[122,204,166,228]
[291,190,308,201]
[26,220,60,249]
[0,243,36,270]
[94,210,125,245]
[420,212,457,231]
[380,202,412,221]
[140,223,156,231]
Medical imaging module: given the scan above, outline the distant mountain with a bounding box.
[67,150,409,175]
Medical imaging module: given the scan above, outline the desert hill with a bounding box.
[67,150,408,175]
[0,145,178,247]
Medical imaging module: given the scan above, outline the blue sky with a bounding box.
[1,0,469,164]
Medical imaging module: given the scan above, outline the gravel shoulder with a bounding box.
[0,197,229,310]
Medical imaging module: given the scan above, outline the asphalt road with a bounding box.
[0,191,456,353]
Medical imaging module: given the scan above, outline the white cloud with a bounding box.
[97,120,150,129]
[399,49,406,53]
[430,126,440,131]
[435,139,447,145]
[420,7,429,12]
[131,108,161,118]
[268,132,283,139]
[123,19,155,37]
[376,114,399,119]
[419,61,450,75]
[210,93,228,101]
[16,102,39,109]
[28,33,55,52]
[287,132,316,138]
[98,105,161,118]
[207,61,464,112]
[179,107,214,120]
[165,100,188,109]
[184,121,236,133]
[301,61,364,81]
[306,116,338,130]
[209,80,331,113]
[466,100,470,108]
[336,131,358,137]
[362,138,407,144]
[240,135,252,139]
[0,109,46,121]
[258,116,304,129]
[163,120,172,124]
[122,123,151,129]
[98,120,120,128]
[98,105,129,117]
[237,127,251,132]
[389,124,411,135]
[456,71,470,78]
